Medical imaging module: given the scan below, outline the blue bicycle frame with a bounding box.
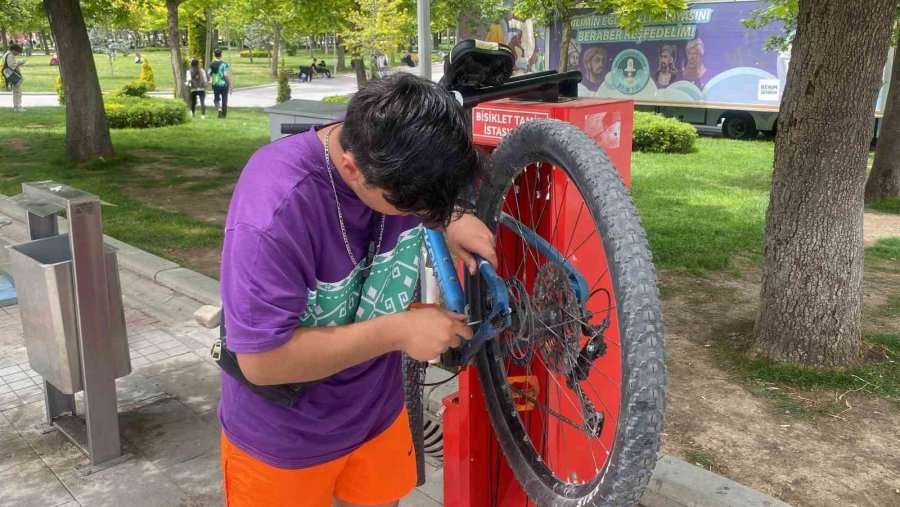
[423,212,591,365]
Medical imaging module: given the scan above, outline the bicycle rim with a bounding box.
[472,119,665,506]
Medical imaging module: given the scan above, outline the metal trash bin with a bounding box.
[7,233,131,395]
[264,99,348,141]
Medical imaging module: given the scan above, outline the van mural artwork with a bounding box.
[552,2,789,108]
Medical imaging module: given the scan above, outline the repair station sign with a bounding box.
[472,106,550,145]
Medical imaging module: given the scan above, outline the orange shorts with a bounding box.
[221,408,417,506]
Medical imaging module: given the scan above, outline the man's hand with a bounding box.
[396,307,473,361]
[444,213,498,275]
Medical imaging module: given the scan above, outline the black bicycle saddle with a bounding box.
[439,39,515,92]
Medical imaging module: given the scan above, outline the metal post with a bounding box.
[67,197,121,464]
[417,0,431,80]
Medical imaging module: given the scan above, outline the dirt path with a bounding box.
[864,210,900,246]
[659,264,900,507]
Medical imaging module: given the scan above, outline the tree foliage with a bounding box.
[514,0,684,32]
[340,0,412,63]
[744,0,899,51]
[186,13,206,62]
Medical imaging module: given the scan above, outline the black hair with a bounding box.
[214,49,222,57]
[9,44,22,53]
[339,73,481,228]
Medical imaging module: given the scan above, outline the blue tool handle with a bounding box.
[423,228,466,314]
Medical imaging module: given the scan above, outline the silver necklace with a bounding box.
[323,125,386,270]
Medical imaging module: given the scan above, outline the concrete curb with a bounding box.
[641,455,790,507]
[0,194,221,307]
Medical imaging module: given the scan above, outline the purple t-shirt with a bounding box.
[218,127,422,469]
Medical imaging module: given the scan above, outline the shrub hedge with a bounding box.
[239,49,269,58]
[113,80,150,98]
[632,112,698,154]
[321,94,353,103]
[105,97,187,129]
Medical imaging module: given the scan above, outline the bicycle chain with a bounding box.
[509,383,596,436]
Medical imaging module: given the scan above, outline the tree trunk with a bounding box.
[352,57,367,85]
[1,28,7,51]
[165,0,189,103]
[204,8,213,68]
[754,0,896,367]
[43,0,114,162]
[558,9,571,72]
[336,35,346,71]
[270,22,281,78]
[40,29,49,54]
[865,51,900,203]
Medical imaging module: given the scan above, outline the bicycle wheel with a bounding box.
[471,119,665,506]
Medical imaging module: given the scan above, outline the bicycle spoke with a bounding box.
[535,172,564,244]
[565,200,587,258]
[550,171,568,252]
[537,321,622,423]
[567,228,600,262]
[557,305,621,349]
[510,177,543,276]
[534,352,611,463]
[555,372,573,479]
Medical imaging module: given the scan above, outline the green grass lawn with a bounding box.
[865,236,900,274]
[868,197,900,214]
[631,137,773,272]
[11,49,350,94]
[712,333,900,417]
[0,106,270,274]
[0,107,895,279]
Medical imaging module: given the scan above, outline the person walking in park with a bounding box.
[2,44,26,113]
[186,58,208,119]
[217,72,496,506]
[208,49,233,118]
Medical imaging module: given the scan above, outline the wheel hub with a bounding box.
[500,278,535,366]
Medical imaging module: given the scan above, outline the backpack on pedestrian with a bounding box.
[209,61,228,88]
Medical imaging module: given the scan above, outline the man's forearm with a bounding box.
[236,314,403,385]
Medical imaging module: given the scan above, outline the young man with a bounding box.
[2,44,26,112]
[219,73,496,506]
[207,49,233,118]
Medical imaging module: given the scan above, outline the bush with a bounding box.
[285,43,297,57]
[113,80,150,98]
[276,70,291,103]
[239,49,269,58]
[632,112,698,153]
[105,97,187,129]
[139,59,156,91]
[55,75,64,105]
[187,18,207,65]
[322,94,353,103]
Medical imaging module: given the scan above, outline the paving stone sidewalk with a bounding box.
[0,211,443,507]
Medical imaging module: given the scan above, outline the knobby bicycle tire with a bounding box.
[472,119,666,506]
